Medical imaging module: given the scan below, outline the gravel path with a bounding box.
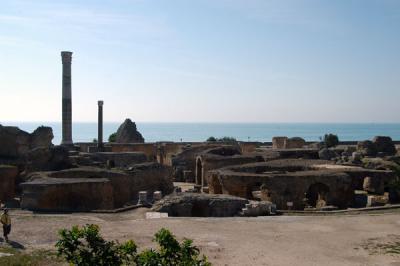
[4,209,400,266]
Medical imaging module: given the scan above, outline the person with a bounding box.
[1,208,11,242]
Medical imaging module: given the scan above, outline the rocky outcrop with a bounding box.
[0,165,18,202]
[30,126,53,149]
[0,125,72,173]
[0,125,53,158]
[115,119,144,143]
[152,193,248,217]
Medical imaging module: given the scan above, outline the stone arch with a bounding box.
[195,157,203,186]
[306,183,330,207]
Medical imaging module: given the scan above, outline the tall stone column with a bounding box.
[97,100,104,150]
[61,51,73,146]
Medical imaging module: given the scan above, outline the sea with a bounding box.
[2,122,400,145]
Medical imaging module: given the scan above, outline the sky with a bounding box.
[0,0,399,123]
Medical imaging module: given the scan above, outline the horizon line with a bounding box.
[2,120,400,124]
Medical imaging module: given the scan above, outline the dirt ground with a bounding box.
[3,209,400,266]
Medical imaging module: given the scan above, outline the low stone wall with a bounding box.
[0,165,18,202]
[238,142,259,154]
[88,152,147,167]
[21,178,114,211]
[110,143,157,161]
[21,163,174,211]
[284,137,306,149]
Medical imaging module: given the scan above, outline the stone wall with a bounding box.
[196,154,264,187]
[88,152,147,167]
[284,137,306,149]
[21,178,114,211]
[209,160,395,210]
[272,137,287,149]
[110,143,157,161]
[0,165,18,202]
[239,142,259,154]
[21,163,173,211]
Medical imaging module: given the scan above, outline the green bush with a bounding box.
[324,133,339,148]
[218,136,237,143]
[207,136,217,142]
[56,224,211,266]
[206,136,237,143]
[56,224,136,266]
[108,132,117,143]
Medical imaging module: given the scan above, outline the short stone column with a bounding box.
[97,100,104,151]
[153,191,162,201]
[138,191,148,205]
[61,51,73,146]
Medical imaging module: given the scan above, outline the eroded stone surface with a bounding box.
[0,125,53,158]
[152,193,248,217]
[115,119,145,143]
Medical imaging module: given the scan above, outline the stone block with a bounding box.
[153,191,162,201]
[272,137,287,149]
[138,191,148,205]
[284,137,306,149]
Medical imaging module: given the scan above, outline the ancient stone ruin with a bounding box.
[0,51,399,217]
[21,164,173,211]
[115,118,145,143]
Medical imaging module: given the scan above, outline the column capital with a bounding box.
[61,51,73,64]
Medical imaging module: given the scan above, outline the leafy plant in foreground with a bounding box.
[56,224,211,266]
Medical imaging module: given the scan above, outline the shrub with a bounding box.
[56,224,136,266]
[207,136,217,142]
[108,132,117,143]
[218,136,237,143]
[56,224,211,266]
[324,133,339,148]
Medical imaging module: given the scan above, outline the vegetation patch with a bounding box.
[56,224,211,265]
[361,234,400,255]
[0,247,63,266]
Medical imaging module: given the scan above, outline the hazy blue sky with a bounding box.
[1,0,399,123]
